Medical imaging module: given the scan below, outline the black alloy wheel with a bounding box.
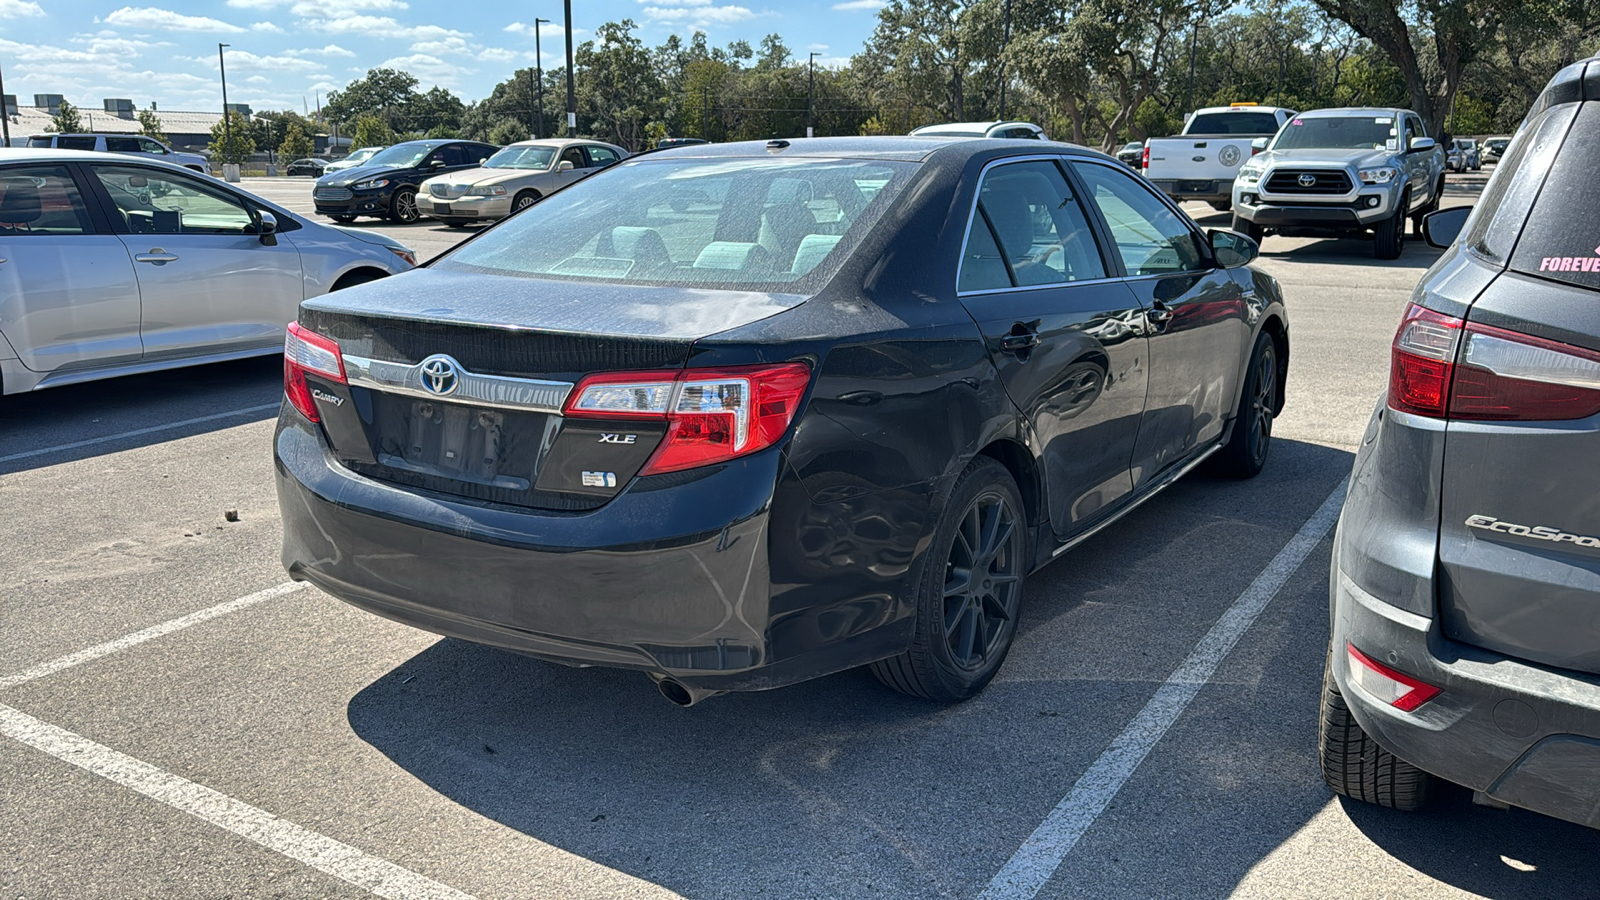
[872,456,1026,701]
[1215,331,1277,478]
[390,187,421,224]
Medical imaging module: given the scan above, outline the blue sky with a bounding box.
[0,0,886,114]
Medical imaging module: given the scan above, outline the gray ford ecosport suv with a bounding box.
[1323,59,1600,828]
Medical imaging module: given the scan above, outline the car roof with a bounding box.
[1191,105,1290,114]
[0,147,199,167]
[911,121,1041,136]
[1296,107,1410,118]
[634,135,1111,164]
[506,138,617,149]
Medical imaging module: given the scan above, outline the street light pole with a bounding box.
[998,0,1012,119]
[533,17,551,139]
[218,43,232,148]
[563,0,576,135]
[807,52,818,139]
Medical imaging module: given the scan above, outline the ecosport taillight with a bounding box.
[1141,146,1150,169]
[564,363,812,474]
[283,322,345,423]
[1388,303,1600,421]
[1346,642,1441,712]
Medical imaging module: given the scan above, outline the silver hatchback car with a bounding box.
[0,149,416,395]
[1324,58,1600,829]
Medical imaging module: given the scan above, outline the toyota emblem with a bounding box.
[1298,173,1317,188]
[419,355,460,396]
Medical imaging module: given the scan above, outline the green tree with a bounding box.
[351,114,396,150]
[48,100,83,133]
[575,20,665,149]
[488,118,530,145]
[325,68,421,131]
[208,112,256,165]
[137,107,167,144]
[279,122,314,161]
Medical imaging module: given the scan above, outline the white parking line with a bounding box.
[0,582,307,691]
[0,402,280,466]
[0,701,475,900]
[979,480,1348,900]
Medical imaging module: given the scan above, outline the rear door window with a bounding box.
[57,136,98,151]
[0,165,94,234]
[958,160,1106,292]
[104,137,142,153]
[585,146,620,168]
[1509,102,1600,290]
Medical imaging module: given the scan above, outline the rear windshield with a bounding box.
[434,156,914,291]
[1273,116,1397,151]
[1186,112,1280,135]
[1509,102,1600,289]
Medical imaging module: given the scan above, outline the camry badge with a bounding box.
[310,388,344,407]
[419,355,460,396]
[1298,173,1317,188]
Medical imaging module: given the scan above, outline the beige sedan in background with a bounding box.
[417,138,629,227]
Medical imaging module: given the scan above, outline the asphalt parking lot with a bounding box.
[4,169,1596,900]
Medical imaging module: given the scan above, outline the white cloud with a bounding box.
[831,0,883,9]
[298,14,469,43]
[640,0,712,5]
[641,4,754,26]
[251,20,283,32]
[283,44,356,58]
[0,0,45,18]
[103,6,247,33]
[225,0,284,8]
[375,53,471,87]
[200,49,328,73]
[504,21,584,39]
[290,0,407,15]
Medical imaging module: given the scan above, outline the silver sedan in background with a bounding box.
[417,138,629,227]
[0,149,416,395]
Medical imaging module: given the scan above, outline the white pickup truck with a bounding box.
[1142,105,1296,211]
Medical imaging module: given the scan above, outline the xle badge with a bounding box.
[598,433,637,444]
[582,472,618,488]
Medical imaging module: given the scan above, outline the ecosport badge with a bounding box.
[1466,515,1600,548]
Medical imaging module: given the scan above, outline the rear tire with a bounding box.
[1319,650,1435,811]
[1231,214,1264,245]
[1374,195,1406,260]
[871,456,1026,703]
[1213,330,1277,479]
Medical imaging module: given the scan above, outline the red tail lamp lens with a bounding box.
[283,322,345,423]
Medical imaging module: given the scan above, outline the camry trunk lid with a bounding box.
[296,268,803,512]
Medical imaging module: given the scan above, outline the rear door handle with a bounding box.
[135,249,179,264]
[999,330,1041,354]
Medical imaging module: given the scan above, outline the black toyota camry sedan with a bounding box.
[276,137,1288,705]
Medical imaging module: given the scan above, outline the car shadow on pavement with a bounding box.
[0,356,281,475]
[342,439,1450,899]
[1259,237,1443,270]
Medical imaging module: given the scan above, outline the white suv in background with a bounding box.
[24,133,209,173]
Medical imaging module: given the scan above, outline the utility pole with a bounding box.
[563,0,576,135]
[807,52,818,138]
[998,0,1012,119]
[702,86,710,141]
[534,17,550,139]
[218,43,232,147]
[0,56,10,147]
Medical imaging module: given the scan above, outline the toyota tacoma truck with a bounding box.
[1143,104,1296,210]
[1230,106,1447,259]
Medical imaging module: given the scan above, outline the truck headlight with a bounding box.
[1359,167,1398,185]
[1236,164,1265,186]
[464,185,507,197]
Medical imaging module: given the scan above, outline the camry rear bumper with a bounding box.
[1331,564,1600,828]
[274,409,914,691]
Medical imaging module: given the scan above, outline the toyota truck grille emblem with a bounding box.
[1298,173,1317,187]
[419,356,460,396]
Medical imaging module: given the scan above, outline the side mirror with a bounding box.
[478,158,488,165]
[1251,137,1270,152]
[558,160,575,171]
[1409,137,1437,153]
[430,159,447,168]
[1422,206,1471,249]
[1209,228,1259,268]
[258,209,279,246]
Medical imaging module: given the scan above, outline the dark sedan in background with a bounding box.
[312,139,498,224]
[285,158,328,177]
[276,137,1288,705]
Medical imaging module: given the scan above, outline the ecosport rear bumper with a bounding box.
[274,407,916,692]
[1330,557,1600,829]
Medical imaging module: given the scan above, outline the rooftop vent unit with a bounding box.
[224,103,252,118]
[104,98,135,118]
[34,94,64,113]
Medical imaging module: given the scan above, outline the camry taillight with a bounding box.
[1346,642,1440,712]
[564,363,812,474]
[1141,146,1150,169]
[283,322,345,423]
[1388,303,1600,421]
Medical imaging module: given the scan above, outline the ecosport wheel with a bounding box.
[1374,194,1406,260]
[1231,213,1264,246]
[1319,649,1436,811]
[1214,330,1277,479]
[871,456,1026,702]
[512,190,540,212]
[389,187,421,224]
